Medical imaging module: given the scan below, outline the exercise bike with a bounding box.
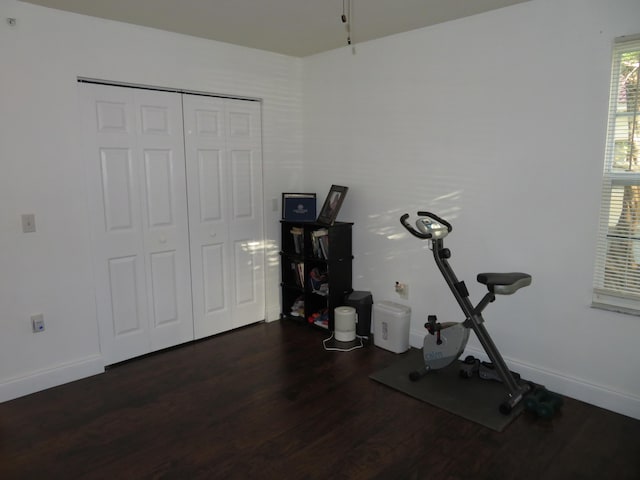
[400,211,532,415]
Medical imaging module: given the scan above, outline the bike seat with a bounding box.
[477,272,531,295]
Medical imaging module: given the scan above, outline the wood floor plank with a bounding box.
[1,320,639,479]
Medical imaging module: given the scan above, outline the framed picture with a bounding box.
[317,185,348,225]
[282,193,316,222]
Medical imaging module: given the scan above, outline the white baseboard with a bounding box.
[409,330,640,421]
[0,355,104,403]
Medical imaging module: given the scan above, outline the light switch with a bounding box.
[21,214,36,233]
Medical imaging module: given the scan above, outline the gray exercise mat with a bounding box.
[369,348,523,432]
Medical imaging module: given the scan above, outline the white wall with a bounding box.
[302,0,640,419]
[0,0,303,401]
[3,0,640,421]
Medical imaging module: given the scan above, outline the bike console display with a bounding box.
[400,211,452,240]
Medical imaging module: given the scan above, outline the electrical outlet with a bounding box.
[395,282,409,300]
[31,314,45,333]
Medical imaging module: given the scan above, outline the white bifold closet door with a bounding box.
[183,96,265,339]
[82,84,194,364]
[82,83,265,365]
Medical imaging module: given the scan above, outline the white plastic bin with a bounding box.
[373,301,411,353]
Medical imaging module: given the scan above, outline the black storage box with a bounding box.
[344,291,373,341]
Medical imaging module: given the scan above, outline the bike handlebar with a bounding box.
[400,213,431,239]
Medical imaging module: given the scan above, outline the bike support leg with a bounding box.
[431,239,529,412]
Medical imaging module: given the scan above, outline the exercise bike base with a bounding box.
[409,356,531,415]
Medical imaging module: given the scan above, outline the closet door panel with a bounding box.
[230,149,254,218]
[82,85,150,363]
[224,100,265,328]
[149,250,179,326]
[202,242,226,314]
[109,255,144,336]
[144,149,174,227]
[234,239,256,306]
[100,148,136,231]
[198,149,224,222]
[82,84,193,365]
[184,96,232,337]
[136,89,193,352]
[184,95,264,338]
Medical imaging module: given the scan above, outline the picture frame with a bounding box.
[317,185,348,226]
[282,193,317,222]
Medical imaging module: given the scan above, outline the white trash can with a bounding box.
[373,301,411,353]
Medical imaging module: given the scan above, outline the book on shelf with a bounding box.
[290,227,303,254]
[311,228,329,259]
[290,262,304,288]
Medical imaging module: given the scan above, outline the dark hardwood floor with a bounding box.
[1,320,639,480]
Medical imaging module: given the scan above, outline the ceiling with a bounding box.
[21,0,530,57]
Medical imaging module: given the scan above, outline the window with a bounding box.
[593,35,640,314]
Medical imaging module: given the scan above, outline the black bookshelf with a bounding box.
[280,221,353,331]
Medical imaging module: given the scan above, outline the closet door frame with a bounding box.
[81,80,266,364]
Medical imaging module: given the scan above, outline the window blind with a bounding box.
[593,35,640,314]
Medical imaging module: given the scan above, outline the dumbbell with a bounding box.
[524,387,563,419]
